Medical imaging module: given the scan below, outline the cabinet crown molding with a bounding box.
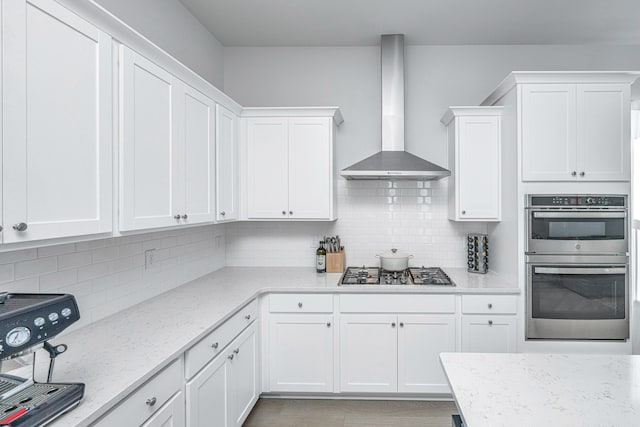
[241,107,344,126]
[482,71,640,106]
[440,106,503,126]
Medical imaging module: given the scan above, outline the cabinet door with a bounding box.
[186,351,229,427]
[176,82,215,224]
[268,314,333,393]
[142,392,185,427]
[461,315,516,353]
[228,323,259,427]
[456,116,500,220]
[339,314,397,393]
[521,84,577,181]
[397,315,456,394]
[288,118,332,219]
[120,46,178,231]
[3,0,112,243]
[247,118,289,219]
[577,83,630,181]
[216,105,239,221]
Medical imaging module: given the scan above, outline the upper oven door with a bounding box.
[527,210,627,254]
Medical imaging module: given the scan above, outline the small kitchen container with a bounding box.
[326,249,345,273]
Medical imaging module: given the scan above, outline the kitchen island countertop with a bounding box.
[440,352,640,427]
[21,267,518,426]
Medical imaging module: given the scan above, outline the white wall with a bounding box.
[223,44,640,269]
[93,0,224,87]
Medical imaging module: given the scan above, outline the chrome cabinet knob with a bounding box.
[245,314,251,320]
[174,214,181,220]
[212,342,219,349]
[579,171,585,177]
[181,214,188,219]
[13,223,27,232]
[461,210,466,215]
[289,211,293,215]
[0,225,3,232]
[298,302,303,308]
[326,322,331,327]
[228,353,234,360]
[220,211,226,216]
[146,397,157,407]
[399,322,404,328]
[488,320,494,326]
[571,171,577,176]
[233,348,240,354]
[488,303,493,309]
[391,322,396,328]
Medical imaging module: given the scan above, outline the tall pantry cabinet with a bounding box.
[2,0,113,243]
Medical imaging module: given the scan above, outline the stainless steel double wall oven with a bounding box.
[525,195,629,340]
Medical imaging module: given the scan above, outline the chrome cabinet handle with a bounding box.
[488,303,493,309]
[326,322,331,327]
[298,302,303,308]
[461,210,466,215]
[289,211,293,215]
[220,211,226,216]
[228,353,234,360]
[571,171,577,176]
[399,322,404,327]
[579,171,585,177]
[212,342,219,349]
[282,211,286,215]
[245,314,251,320]
[174,214,181,220]
[391,322,396,328]
[488,320,493,326]
[13,223,28,232]
[146,397,157,407]
[233,348,239,354]
[181,214,188,219]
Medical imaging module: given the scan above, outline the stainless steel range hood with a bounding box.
[341,34,450,180]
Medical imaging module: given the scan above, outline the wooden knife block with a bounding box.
[326,249,345,273]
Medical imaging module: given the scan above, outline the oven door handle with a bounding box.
[532,211,626,219]
[534,267,627,275]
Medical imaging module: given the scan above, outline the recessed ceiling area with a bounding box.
[178,0,640,46]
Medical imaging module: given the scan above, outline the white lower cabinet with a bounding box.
[397,315,456,394]
[461,315,517,353]
[141,392,185,427]
[339,314,398,393]
[268,314,334,392]
[186,322,258,427]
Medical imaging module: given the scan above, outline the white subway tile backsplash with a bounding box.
[0,224,225,330]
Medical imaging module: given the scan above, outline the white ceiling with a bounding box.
[178,0,640,46]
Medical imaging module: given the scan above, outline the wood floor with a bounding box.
[242,398,458,427]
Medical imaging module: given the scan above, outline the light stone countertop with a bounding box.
[440,352,640,427]
[15,267,518,426]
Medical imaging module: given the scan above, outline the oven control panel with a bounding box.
[0,294,80,359]
[529,195,626,207]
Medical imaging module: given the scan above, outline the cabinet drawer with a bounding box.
[270,294,333,313]
[340,294,455,313]
[461,295,517,314]
[93,359,181,427]
[185,299,258,379]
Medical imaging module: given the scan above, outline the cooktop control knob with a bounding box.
[34,317,45,327]
[586,197,595,205]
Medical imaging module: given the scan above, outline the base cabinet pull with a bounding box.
[212,342,219,349]
[146,397,157,407]
[13,223,27,232]
[488,320,493,326]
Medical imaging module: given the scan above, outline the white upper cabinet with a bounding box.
[120,46,215,231]
[176,82,216,225]
[442,107,502,222]
[244,108,341,221]
[216,105,239,221]
[2,0,113,243]
[521,82,630,181]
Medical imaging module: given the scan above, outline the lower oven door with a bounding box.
[526,257,629,340]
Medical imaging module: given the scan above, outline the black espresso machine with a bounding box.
[0,292,84,426]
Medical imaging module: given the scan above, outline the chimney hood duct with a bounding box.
[341,34,450,180]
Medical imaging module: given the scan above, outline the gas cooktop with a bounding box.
[339,266,455,286]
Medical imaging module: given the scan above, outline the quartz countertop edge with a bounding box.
[440,352,640,427]
[24,267,518,426]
